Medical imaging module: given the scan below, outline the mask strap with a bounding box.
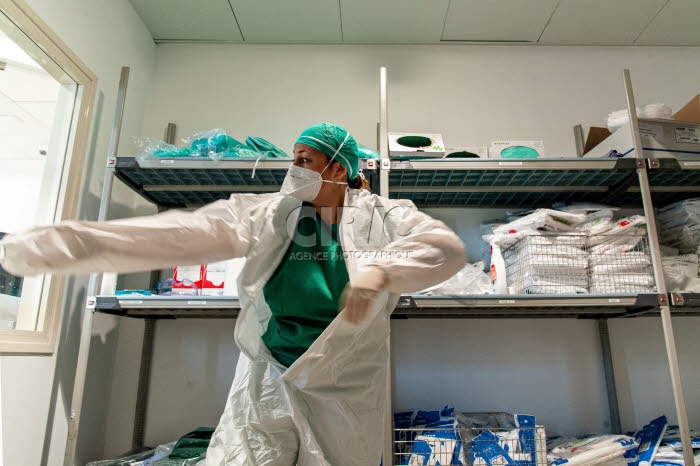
[251,156,262,179]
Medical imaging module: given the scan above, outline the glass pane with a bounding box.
[0,24,78,331]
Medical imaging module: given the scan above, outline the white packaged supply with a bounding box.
[662,254,700,292]
[492,209,586,235]
[552,202,620,214]
[589,251,652,267]
[591,273,655,287]
[588,228,647,254]
[548,434,638,466]
[607,103,673,133]
[591,284,655,293]
[652,445,700,465]
[575,211,615,235]
[519,277,588,294]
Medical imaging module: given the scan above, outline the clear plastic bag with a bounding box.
[607,103,672,132]
[134,137,195,163]
[184,129,256,161]
[418,261,492,295]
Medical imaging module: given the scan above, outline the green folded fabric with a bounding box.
[245,136,289,158]
[166,427,215,460]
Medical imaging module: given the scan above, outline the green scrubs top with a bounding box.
[262,204,350,367]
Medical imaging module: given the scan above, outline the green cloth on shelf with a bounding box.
[164,427,215,460]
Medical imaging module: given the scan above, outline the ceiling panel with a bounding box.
[341,0,450,43]
[230,0,341,42]
[539,0,667,44]
[128,0,243,41]
[636,0,700,45]
[442,0,559,42]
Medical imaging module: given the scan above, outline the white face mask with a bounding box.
[280,132,350,202]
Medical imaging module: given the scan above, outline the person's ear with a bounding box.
[333,161,347,182]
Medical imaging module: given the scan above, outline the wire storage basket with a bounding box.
[394,425,547,465]
[502,232,654,294]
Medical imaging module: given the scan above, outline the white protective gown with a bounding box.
[0,188,467,465]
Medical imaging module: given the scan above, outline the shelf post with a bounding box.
[64,66,130,466]
[623,68,694,466]
[379,67,390,198]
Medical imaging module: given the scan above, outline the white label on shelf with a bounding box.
[498,162,523,166]
[121,300,143,305]
[639,125,659,140]
[188,300,207,305]
[675,127,700,144]
[682,161,700,166]
[160,159,175,164]
[499,300,516,304]
[608,298,621,303]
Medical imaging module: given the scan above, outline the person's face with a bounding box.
[293,143,346,182]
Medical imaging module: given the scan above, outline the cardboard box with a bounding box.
[489,141,544,158]
[584,118,700,158]
[443,146,488,158]
[582,127,612,156]
[388,132,445,158]
[673,95,700,124]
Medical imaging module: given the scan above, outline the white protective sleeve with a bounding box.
[0,194,263,277]
[363,198,468,294]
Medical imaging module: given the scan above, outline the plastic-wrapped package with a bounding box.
[245,136,290,158]
[134,137,195,162]
[552,202,619,215]
[86,441,175,466]
[457,412,545,466]
[492,209,586,235]
[547,434,638,465]
[633,415,667,466]
[663,254,700,292]
[607,103,672,132]
[394,407,465,465]
[185,129,257,160]
[418,261,492,295]
[357,144,380,159]
[652,445,700,465]
[574,211,615,236]
[662,425,700,450]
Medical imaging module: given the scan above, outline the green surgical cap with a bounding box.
[295,123,360,181]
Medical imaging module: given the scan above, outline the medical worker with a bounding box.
[0,123,466,465]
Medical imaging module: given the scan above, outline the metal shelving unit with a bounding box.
[377,68,697,465]
[64,66,699,465]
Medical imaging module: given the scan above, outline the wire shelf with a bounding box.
[385,159,637,208]
[394,426,547,466]
[113,157,378,207]
[503,233,654,295]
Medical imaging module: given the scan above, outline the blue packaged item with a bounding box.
[662,425,700,449]
[394,407,464,465]
[470,429,516,465]
[634,415,668,466]
[458,412,540,466]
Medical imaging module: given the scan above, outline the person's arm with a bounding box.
[0,194,265,276]
[362,197,467,294]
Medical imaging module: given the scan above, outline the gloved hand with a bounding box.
[341,267,387,325]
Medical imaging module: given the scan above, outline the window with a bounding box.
[0,0,96,353]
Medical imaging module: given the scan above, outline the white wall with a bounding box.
[0,0,157,465]
[128,43,700,449]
